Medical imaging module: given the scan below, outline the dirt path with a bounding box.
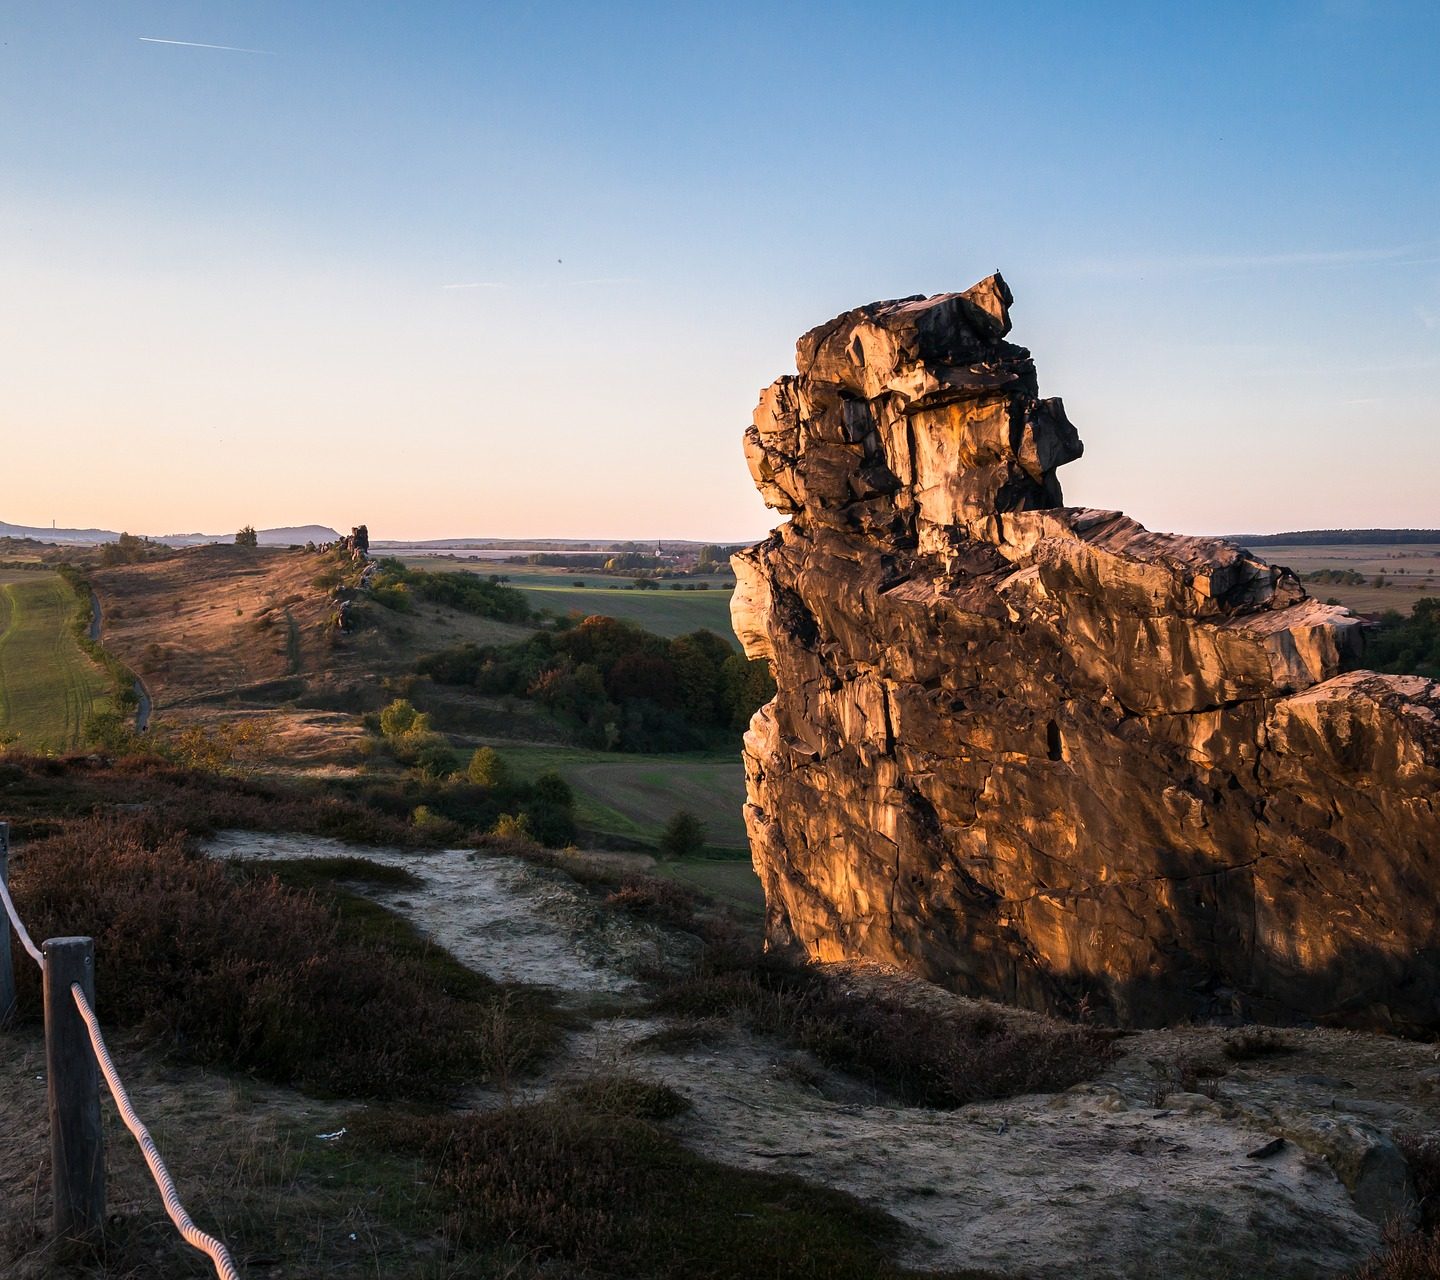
[204,830,1416,1279]
[91,586,152,731]
[204,832,664,997]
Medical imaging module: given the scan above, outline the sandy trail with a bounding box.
[204,831,647,996]
[205,830,1417,1279]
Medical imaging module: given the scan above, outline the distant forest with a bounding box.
[1229,529,1440,546]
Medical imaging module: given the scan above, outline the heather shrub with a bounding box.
[8,815,528,1100]
[354,1078,914,1280]
[605,874,704,929]
[649,937,1112,1108]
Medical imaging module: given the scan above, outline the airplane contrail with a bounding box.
[139,37,277,55]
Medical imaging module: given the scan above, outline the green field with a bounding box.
[0,570,112,751]
[655,855,765,915]
[399,560,739,643]
[500,745,750,850]
[493,741,763,908]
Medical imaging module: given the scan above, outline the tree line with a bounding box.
[418,615,775,752]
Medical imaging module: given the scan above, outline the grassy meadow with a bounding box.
[398,558,739,642]
[500,744,760,912]
[501,746,748,849]
[0,569,111,751]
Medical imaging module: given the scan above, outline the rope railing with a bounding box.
[70,982,241,1280]
[0,873,44,968]
[0,822,240,1279]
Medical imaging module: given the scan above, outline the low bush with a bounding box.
[9,815,554,1100]
[659,808,707,858]
[653,949,1111,1108]
[605,874,704,929]
[1222,1028,1297,1061]
[353,1077,940,1280]
[0,752,431,848]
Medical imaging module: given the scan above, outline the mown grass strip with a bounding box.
[0,573,113,750]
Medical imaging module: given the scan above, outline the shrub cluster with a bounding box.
[8,815,516,1100]
[650,944,1111,1109]
[369,704,577,844]
[418,615,775,752]
[1364,598,1440,678]
[354,1076,915,1280]
[368,558,533,623]
[96,531,161,567]
[0,751,438,848]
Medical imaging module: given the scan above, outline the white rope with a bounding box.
[69,983,241,1280]
[0,875,43,968]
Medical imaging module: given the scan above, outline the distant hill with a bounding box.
[0,520,340,547]
[0,520,118,544]
[1227,529,1440,547]
[155,525,342,547]
[371,537,750,551]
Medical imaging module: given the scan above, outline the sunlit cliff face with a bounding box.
[732,274,1440,1031]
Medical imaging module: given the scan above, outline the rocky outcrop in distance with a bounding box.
[733,274,1440,1030]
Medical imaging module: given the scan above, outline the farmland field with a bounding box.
[656,854,765,914]
[0,569,112,750]
[1255,542,1440,615]
[500,745,750,851]
[397,559,739,642]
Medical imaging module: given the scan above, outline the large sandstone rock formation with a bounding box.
[733,274,1440,1030]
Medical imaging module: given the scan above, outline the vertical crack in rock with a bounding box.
[733,273,1440,1030]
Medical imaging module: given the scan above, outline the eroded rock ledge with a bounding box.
[733,274,1440,1029]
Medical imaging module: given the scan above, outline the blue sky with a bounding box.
[1,1,1436,539]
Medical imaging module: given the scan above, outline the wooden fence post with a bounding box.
[0,821,13,1027]
[43,936,104,1244]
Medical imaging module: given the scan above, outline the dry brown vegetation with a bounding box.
[1352,1135,1440,1279]
[7,813,556,1101]
[352,1079,1002,1280]
[86,544,533,758]
[559,860,1115,1109]
[0,749,1014,1279]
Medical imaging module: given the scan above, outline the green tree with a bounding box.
[467,746,510,788]
[669,630,731,725]
[379,698,426,738]
[235,525,259,547]
[526,771,577,845]
[532,771,573,808]
[413,739,459,781]
[492,812,534,841]
[658,810,706,860]
[720,654,778,730]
